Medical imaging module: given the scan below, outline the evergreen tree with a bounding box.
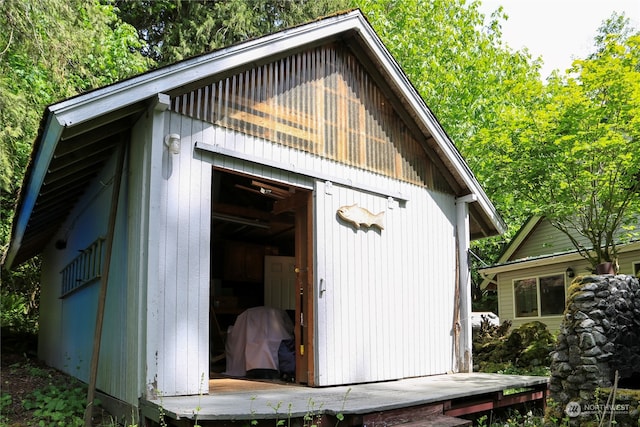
[0,0,150,329]
[115,0,352,65]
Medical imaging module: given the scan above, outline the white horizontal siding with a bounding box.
[498,248,640,333]
[497,263,582,333]
[513,219,590,260]
[619,250,640,276]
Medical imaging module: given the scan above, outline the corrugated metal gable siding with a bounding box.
[172,44,450,193]
[314,180,456,386]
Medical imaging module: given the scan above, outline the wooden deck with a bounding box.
[140,373,549,426]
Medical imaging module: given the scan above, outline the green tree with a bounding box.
[491,17,640,270]
[0,0,150,328]
[356,0,545,275]
[1,0,150,233]
[114,0,352,65]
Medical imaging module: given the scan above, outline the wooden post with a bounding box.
[456,194,477,373]
[84,140,127,427]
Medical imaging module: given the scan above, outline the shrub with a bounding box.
[22,382,88,427]
[474,320,555,374]
[0,289,38,334]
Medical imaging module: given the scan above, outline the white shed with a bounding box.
[4,9,504,411]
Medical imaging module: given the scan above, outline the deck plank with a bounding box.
[403,415,472,427]
[145,373,548,422]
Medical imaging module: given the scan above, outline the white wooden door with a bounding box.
[264,256,296,310]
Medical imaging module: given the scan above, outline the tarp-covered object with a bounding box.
[225,307,294,377]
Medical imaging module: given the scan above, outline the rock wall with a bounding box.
[550,274,640,420]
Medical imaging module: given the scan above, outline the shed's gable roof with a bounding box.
[4,9,505,269]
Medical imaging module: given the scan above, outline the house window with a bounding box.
[60,238,105,297]
[540,275,566,315]
[514,274,566,318]
[634,262,640,276]
[514,278,538,317]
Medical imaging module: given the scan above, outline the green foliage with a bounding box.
[10,362,51,379]
[486,17,640,269]
[482,409,542,427]
[0,288,35,331]
[0,0,150,194]
[590,387,640,426]
[0,391,12,424]
[0,261,40,341]
[302,397,325,427]
[0,0,151,326]
[544,398,571,426]
[358,0,542,227]
[358,2,639,272]
[22,382,88,427]
[472,289,498,313]
[0,0,151,192]
[474,320,555,373]
[114,0,352,65]
[356,0,547,270]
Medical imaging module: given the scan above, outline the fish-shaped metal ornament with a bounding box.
[337,204,384,230]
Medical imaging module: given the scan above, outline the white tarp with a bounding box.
[224,306,294,377]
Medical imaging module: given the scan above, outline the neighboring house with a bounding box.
[3,10,504,413]
[480,216,640,332]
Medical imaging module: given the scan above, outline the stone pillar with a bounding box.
[550,274,640,423]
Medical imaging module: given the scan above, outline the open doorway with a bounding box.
[209,168,313,385]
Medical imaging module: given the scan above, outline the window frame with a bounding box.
[512,272,568,319]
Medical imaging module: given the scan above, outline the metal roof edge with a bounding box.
[479,239,640,276]
[497,216,543,263]
[49,10,367,127]
[479,251,584,276]
[349,12,505,235]
[3,113,64,270]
